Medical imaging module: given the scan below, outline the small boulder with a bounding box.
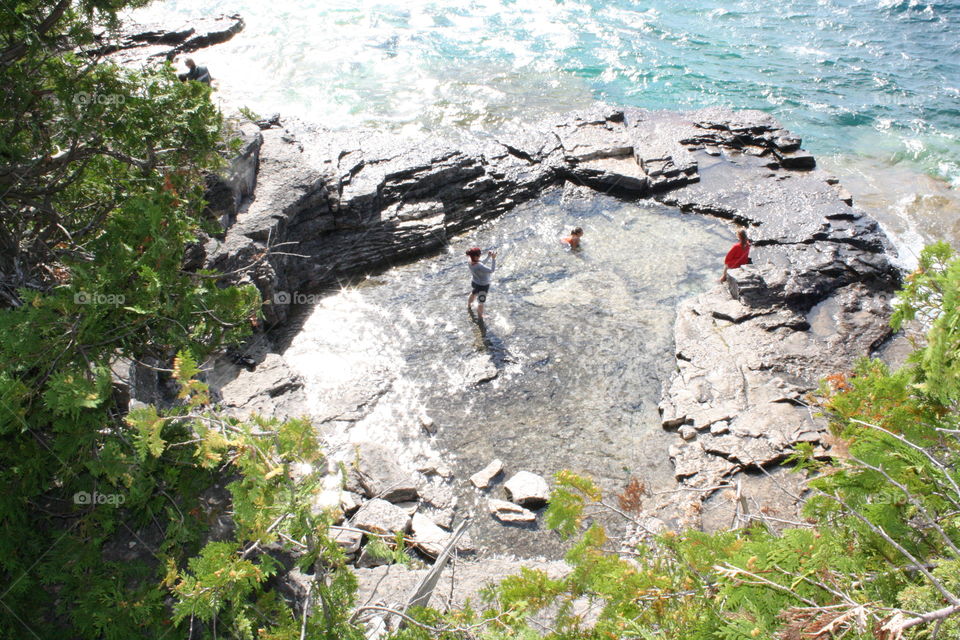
[351,498,411,536]
[420,414,437,435]
[504,471,550,508]
[462,354,498,385]
[345,442,419,503]
[418,482,459,529]
[410,512,450,558]
[488,499,536,523]
[775,149,816,170]
[679,425,697,441]
[470,459,504,489]
[330,526,363,554]
[710,421,730,435]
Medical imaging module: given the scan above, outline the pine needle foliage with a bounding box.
[0,3,366,638]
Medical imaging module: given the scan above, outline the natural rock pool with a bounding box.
[276,186,731,555]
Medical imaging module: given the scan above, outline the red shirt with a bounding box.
[724,242,751,269]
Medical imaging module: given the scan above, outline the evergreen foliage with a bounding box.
[0,3,360,638]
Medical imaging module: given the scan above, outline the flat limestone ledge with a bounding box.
[658,277,896,524]
[92,14,245,63]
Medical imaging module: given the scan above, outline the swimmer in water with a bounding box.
[562,227,584,249]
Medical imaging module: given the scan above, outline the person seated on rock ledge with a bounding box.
[562,227,584,249]
[720,228,751,283]
[466,247,496,320]
[178,58,212,85]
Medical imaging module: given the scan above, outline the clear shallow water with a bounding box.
[137,0,959,196]
[281,190,729,553]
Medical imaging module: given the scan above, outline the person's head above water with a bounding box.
[465,247,482,261]
[736,229,749,244]
[571,227,583,236]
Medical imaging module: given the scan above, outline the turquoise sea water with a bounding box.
[135,0,960,256]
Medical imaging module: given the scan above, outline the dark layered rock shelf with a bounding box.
[91,14,245,61]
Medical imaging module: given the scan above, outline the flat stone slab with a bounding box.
[488,499,537,523]
[351,499,410,536]
[504,471,551,508]
[345,442,419,503]
[470,459,504,490]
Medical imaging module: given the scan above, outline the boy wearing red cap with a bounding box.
[562,227,584,249]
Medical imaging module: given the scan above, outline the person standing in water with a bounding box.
[720,228,751,283]
[562,227,584,249]
[466,247,496,319]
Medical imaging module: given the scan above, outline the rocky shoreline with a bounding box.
[203,104,899,512]
[114,14,902,615]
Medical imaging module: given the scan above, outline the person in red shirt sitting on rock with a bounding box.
[720,229,751,283]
